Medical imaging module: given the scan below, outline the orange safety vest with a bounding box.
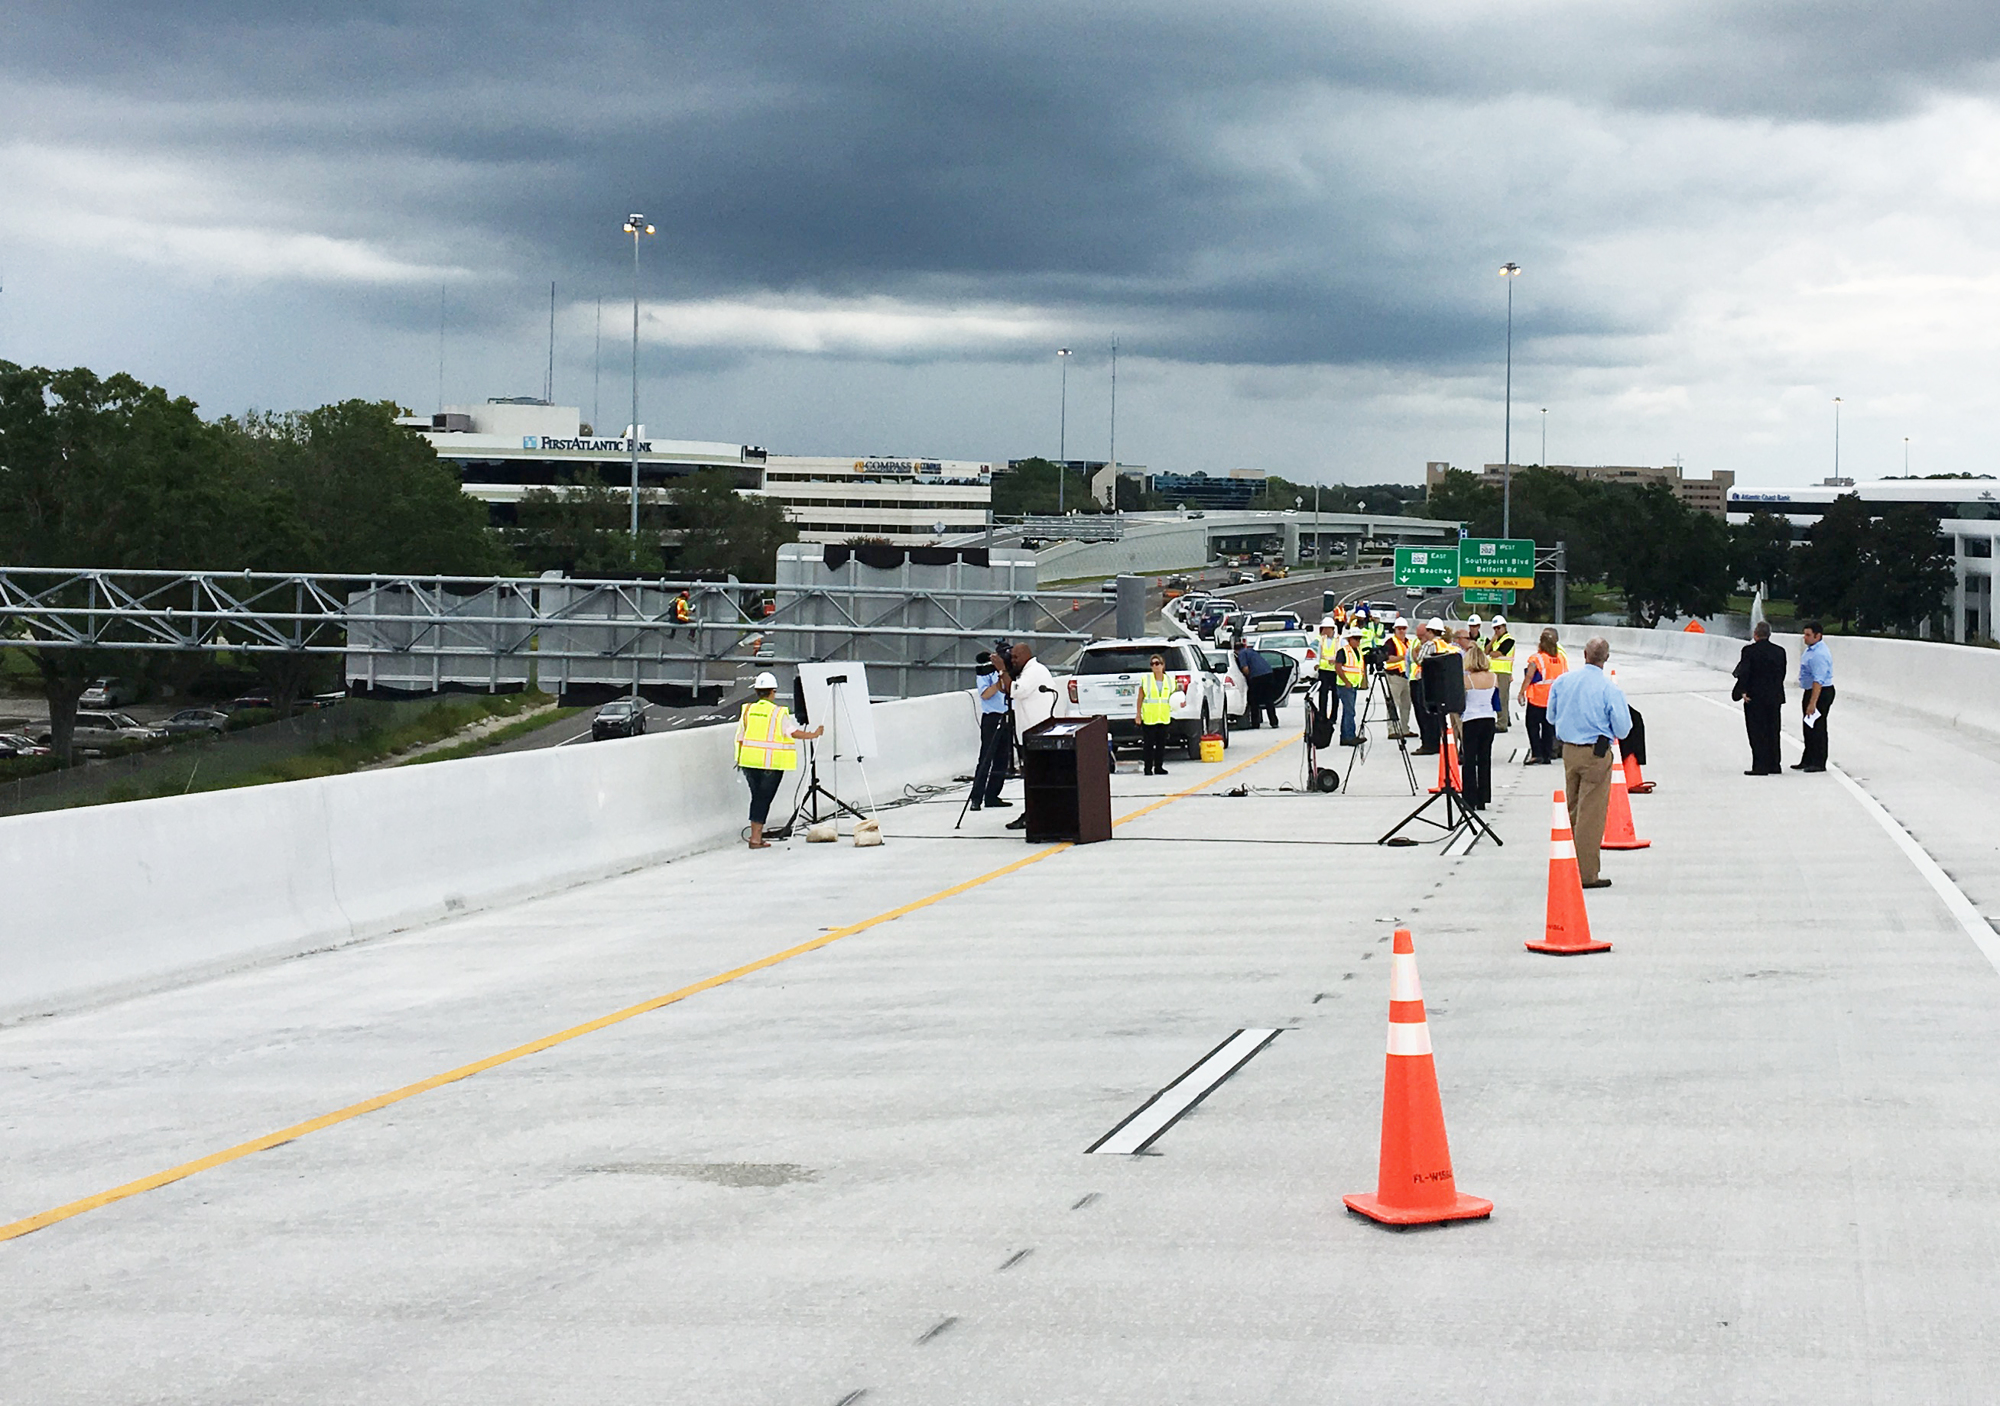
[734,698,798,770]
[1521,648,1568,708]
[673,595,693,623]
[1382,634,1410,675]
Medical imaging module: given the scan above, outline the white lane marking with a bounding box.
[1087,1028,1281,1155]
[1694,694,2000,975]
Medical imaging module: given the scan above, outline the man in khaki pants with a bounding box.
[1543,637,1631,889]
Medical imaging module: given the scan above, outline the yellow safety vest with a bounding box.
[734,698,798,770]
[1316,635,1341,673]
[1487,632,1516,675]
[1335,643,1365,686]
[1383,635,1409,675]
[1140,673,1176,725]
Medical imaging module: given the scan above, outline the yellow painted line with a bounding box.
[2,726,1302,1246]
[1113,731,1298,828]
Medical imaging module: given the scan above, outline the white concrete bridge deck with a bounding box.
[7,648,2000,1403]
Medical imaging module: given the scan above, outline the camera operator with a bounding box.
[1000,642,1059,830]
[968,650,1013,811]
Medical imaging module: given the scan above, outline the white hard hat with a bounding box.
[1491,615,1507,626]
[753,671,779,690]
[1319,617,1338,629]
[1344,624,1363,637]
[1426,617,1446,632]
[1465,613,1483,625]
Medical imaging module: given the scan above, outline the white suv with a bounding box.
[1065,638,1229,760]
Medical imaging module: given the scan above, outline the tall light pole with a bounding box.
[1905,435,1910,475]
[1500,262,1521,537]
[1833,395,1842,482]
[1540,406,1547,467]
[1057,347,1072,514]
[1108,337,1117,507]
[624,213,655,541]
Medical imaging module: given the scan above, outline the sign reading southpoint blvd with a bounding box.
[1394,546,1460,588]
[1457,538,1535,590]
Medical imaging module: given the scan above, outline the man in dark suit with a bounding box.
[1731,621,1788,775]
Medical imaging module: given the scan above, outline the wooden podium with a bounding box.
[1021,715,1112,844]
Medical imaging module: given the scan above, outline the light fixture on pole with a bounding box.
[624,213,656,543]
[1499,262,1521,537]
[1833,395,1842,481]
[1904,435,1910,475]
[1057,347,1072,514]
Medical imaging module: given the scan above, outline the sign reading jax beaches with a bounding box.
[523,435,653,452]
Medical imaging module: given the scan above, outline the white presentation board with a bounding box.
[794,662,878,761]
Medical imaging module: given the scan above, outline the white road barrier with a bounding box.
[0,690,978,1022]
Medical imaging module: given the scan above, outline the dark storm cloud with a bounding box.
[11,0,2000,371]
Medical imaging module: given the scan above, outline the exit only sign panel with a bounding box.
[1458,538,1535,589]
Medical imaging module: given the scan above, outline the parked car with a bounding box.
[79,677,138,708]
[1250,631,1319,689]
[221,690,274,713]
[592,697,649,740]
[1203,647,1249,721]
[1214,611,1252,649]
[0,732,50,758]
[161,708,230,736]
[1195,599,1237,638]
[45,711,166,750]
[1244,611,1302,634]
[1065,638,1228,761]
[1228,648,1301,725]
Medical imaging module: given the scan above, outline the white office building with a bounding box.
[1727,478,2000,642]
[755,456,995,544]
[406,400,994,545]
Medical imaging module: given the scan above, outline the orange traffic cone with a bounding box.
[1429,717,1464,794]
[1344,929,1492,1227]
[1527,787,1611,955]
[1601,740,1650,851]
[1622,746,1654,794]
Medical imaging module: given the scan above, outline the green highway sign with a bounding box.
[1393,545,1460,589]
[1461,587,1516,605]
[1457,537,1535,589]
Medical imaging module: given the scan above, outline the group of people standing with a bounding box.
[1731,620,1836,774]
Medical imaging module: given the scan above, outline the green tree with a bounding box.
[1729,511,1796,598]
[1791,494,1873,629]
[664,470,798,582]
[1856,504,1954,634]
[0,362,296,757]
[508,475,665,576]
[1599,484,1733,627]
[1420,469,1501,533]
[993,458,1103,516]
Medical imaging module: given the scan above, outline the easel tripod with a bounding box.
[1353,666,1418,796]
[775,675,871,838]
[1377,707,1501,851]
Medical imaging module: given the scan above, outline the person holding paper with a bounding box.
[1793,621,1835,773]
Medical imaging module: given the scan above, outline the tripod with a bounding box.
[1377,712,1500,852]
[776,677,871,837]
[1353,668,1418,796]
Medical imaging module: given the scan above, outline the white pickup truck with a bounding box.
[1063,638,1229,760]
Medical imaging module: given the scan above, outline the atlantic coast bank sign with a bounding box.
[522,436,653,452]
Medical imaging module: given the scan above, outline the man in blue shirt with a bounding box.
[968,651,1014,811]
[1235,639,1279,728]
[1545,637,1632,889]
[1792,621,1834,773]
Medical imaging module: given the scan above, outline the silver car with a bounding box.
[161,708,230,737]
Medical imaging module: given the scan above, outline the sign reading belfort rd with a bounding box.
[1394,546,1459,589]
[1457,538,1535,590]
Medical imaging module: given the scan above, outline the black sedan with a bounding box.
[591,698,649,740]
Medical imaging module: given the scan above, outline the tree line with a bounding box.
[0,361,795,757]
[1422,466,1954,633]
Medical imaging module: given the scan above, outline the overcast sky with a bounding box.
[6,0,2000,486]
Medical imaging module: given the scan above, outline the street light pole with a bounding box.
[1540,406,1547,467]
[623,213,655,543]
[1833,395,1842,481]
[1057,347,1072,514]
[1500,263,1521,538]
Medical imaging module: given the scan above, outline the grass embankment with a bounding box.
[398,705,582,766]
[79,693,577,806]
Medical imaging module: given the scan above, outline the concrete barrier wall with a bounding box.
[0,691,979,1022]
[1536,623,2000,741]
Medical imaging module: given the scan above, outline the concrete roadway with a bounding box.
[5,651,2000,1402]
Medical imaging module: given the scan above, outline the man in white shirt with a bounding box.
[1003,643,1060,829]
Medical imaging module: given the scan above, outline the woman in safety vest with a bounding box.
[1135,653,1180,776]
[1516,629,1568,766]
[735,671,823,848]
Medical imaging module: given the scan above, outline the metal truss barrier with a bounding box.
[0,568,1098,698]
